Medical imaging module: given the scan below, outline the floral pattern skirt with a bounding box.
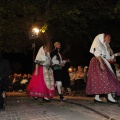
[86,57,120,95]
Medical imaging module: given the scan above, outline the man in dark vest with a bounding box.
[50,42,69,100]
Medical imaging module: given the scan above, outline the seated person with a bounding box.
[114,63,120,81]
[20,74,28,92]
[11,73,22,92]
[27,73,32,84]
[73,65,87,95]
[68,67,77,93]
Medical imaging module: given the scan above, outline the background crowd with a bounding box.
[7,73,32,92]
[6,62,120,98]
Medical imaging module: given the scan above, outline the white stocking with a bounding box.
[56,81,62,94]
[108,93,116,102]
[95,95,102,101]
[44,97,49,100]
[2,91,6,98]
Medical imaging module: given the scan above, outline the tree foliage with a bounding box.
[0,0,120,55]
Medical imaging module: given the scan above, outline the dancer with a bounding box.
[50,42,69,100]
[27,45,55,102]
[86,33,120,103]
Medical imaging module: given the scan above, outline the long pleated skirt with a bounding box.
[86,57,120,95]
[26,66,55,98]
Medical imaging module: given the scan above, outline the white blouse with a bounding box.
[35,46,51,66]
[94,43,116,61]
[52,52,66,66]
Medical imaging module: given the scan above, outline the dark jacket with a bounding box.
[0,59,11,89]
[50,49,61,61]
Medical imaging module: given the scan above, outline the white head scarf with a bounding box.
[90,33,105,54]
[90,33,115,74]
[35,46,46,62]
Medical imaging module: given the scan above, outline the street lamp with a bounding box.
[29,27,40,72]
[32,28,40,36]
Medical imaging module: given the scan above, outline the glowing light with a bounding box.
[68,68,72,72]
[32,28,40,35]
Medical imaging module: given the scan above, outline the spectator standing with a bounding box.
[0,51,11,110]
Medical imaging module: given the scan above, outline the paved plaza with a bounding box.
[0,92,120,120]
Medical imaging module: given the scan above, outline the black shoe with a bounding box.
[43,98,51,102]
[105,96,117,104]
[0,106,5,111]
[59,94,66,101]
[34,97,38,101]
[106,99,117,104]
[3,99,7,106]
[94,99,105,103]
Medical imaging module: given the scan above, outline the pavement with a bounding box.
[0,92,120,120]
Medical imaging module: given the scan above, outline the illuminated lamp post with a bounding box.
[29,27,40,72]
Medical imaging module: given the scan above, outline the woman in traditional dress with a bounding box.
[86,33,120,103]
[27,45,55,102]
